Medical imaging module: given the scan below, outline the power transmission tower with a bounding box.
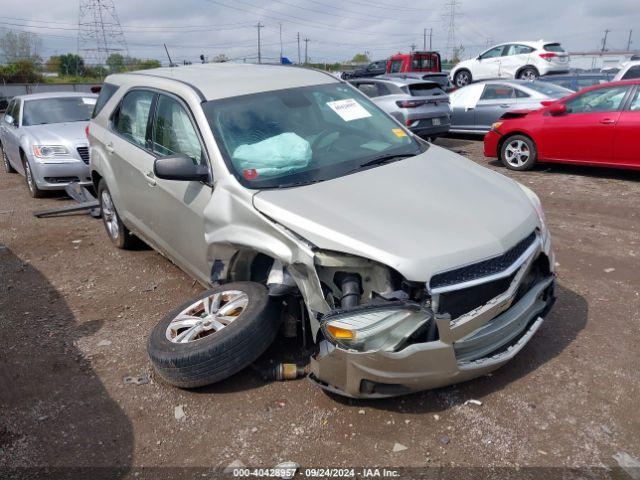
[304,38,310,64]
[443,0,461,61]
[601,29,610,52]
[78,0,128,69]
[256,22,264,64]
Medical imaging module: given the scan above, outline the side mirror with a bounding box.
[4,115,14,125]
[154,154,209,182]
[548,103,567,116]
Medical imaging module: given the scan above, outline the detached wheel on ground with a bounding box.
[98,179,137,249]
[22,155,45,198]
[500,135,537,171]
[518,67,539,81]
[147,282,281,388]
[454,69,472,88]
[2,144,16,173]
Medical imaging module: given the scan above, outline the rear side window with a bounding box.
[622,65,640,80]
[92,83,118,118]
[544,43,565,53]
[481,85,515,100]
[505,44,534,56]
[515,89,530,98]
[112,90,154,148]
[565,86,630,113]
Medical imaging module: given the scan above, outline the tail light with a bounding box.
[85,125,90,138]
[539,52,557,61]
[396,99,426,108]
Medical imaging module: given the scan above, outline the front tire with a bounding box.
[454,69,472,88]
[2,143,16,173]
[98,180,137,249]
[500,135,537,171]
[22,156,44,198]
[518,67,539,81]
[148,282,280,388]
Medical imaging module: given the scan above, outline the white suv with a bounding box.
[451,40,570,88]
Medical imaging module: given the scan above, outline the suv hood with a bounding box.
[23,122,88,145]
[253,145,539,282]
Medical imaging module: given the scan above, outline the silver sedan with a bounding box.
[449,80,572,134]
[0,92,97,197]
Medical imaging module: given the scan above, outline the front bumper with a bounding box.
[310,274,555,398]
[483,129,501,158]
[31,160,92,190]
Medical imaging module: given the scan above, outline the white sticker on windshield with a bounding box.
[327,98,371,121]
[82,97,97,105]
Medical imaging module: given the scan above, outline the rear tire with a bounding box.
[500,135,537,171]
[147,282,280,388]
[2,143,16,173]
[518,67,539,81]
[454,69,472,88]
[98,179,137,249]
[22,155,45,198]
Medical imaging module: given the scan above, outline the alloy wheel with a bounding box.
[504,139,531,167]
[456,71,470,87]
[165,290,249,344]
[521,69,538,81]
[101,190,120,241]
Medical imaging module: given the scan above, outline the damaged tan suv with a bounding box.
[89,64,555,398]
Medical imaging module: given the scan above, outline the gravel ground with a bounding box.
[0,137,639,479]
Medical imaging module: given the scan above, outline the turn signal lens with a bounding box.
[326,325,355,340]
[492,122,503,131]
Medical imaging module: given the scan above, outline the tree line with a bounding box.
[0,31,160,83]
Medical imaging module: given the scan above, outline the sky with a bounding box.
[1,0,639,65]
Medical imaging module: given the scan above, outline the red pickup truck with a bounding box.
[387,51,441,74]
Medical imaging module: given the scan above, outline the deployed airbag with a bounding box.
[232,132,312,176]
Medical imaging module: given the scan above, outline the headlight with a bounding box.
[322,305,431,352]
[32,145,69,158]
[517,182,547,235]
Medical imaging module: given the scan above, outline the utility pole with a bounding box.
[423,28,433,51]
[256,22,264,64]
[601,29,610,52]
[410,43,417,52]
[297,32,301,64]
[429,28,433,50]
[627,30,633,51]
[279,22,283,62]
[304,37,310,64]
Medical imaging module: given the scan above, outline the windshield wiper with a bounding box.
[358,153,413,169]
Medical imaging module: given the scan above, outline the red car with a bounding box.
[484,80,640,171]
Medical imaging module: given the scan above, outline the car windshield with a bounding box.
[524,81,573,98]
[22,97,96,126]
[203,83,422,189]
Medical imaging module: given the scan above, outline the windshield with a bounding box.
[524,81,573,98]
[22,97,96,126]
[203,83,422,189]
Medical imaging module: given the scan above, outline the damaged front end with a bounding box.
[309,230,555,398]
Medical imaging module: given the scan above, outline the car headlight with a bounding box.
[322,305,431,352]
[32,145,69,158]
[516,182,548,237]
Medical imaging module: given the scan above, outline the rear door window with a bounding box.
[505,44,534,56]
[622,65,640,80]
[92,83,119,118]
[480,85,515,100]
[113,89,154,148]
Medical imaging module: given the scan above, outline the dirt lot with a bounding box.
[1,138,639,478]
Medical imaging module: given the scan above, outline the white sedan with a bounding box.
[450,40,570,88]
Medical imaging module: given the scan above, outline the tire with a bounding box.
[518,67,539,81]
[147,282,280,388]
[98,179,137,249]
[1,143,16,173]
[454,69,472,88]
[22,155,45,198]
[500,135,537,171]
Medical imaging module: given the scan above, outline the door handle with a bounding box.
[600,118,616,124]
[465,107,475,111]
[145,171,156,186]
[105,142,114,153]
[499,104,510,108]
